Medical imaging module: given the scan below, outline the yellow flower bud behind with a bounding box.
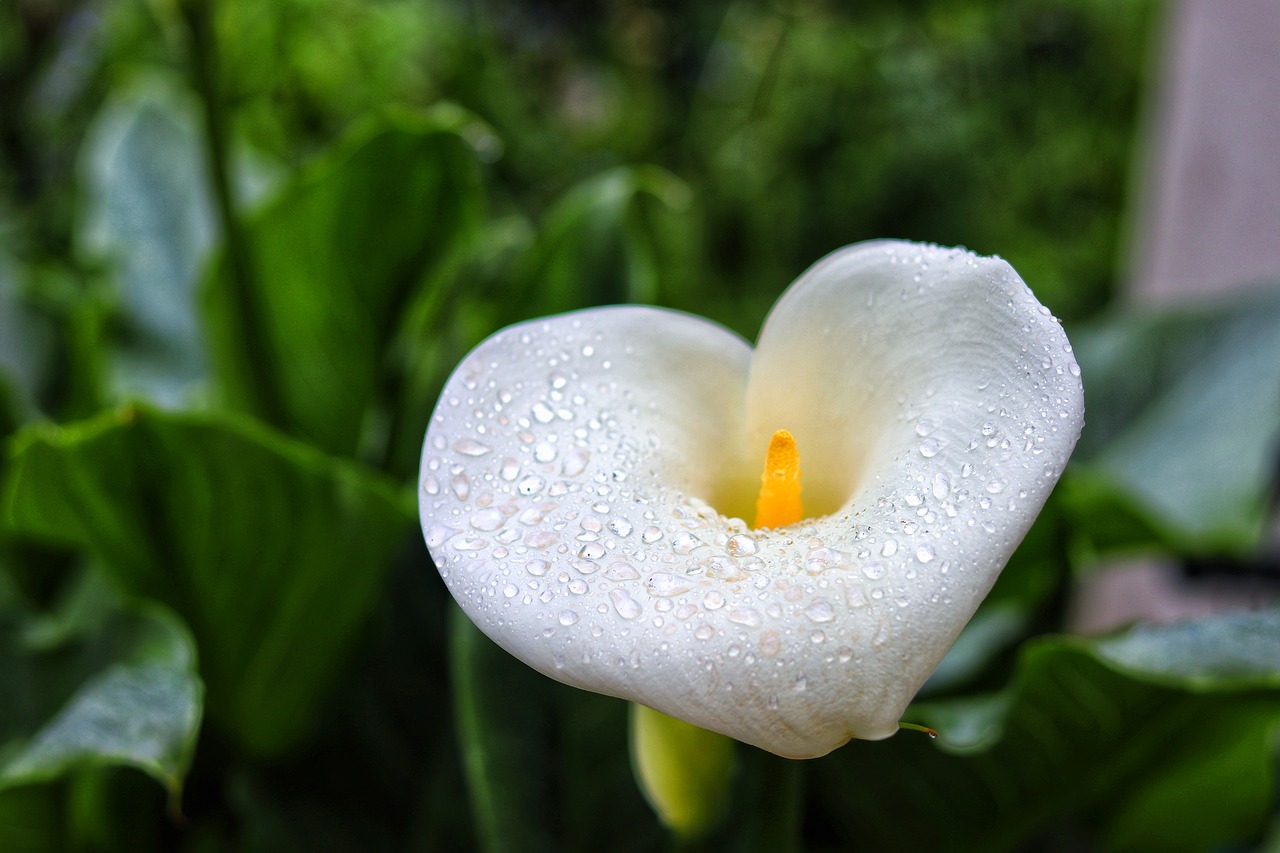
[630,704,737,840]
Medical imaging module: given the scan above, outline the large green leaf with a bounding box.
[2,406,414,757]
[202,106,488,458]
[77,74,215,406]
[0,571,201,797]
[226,547,474,851]
[1064,288,1280,556]
[507,165,697,319]
[810,610,1280,852]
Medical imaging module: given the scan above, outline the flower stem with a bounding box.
[180,0,285,427]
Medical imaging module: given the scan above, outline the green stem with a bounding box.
[181,0,285,427]
[738,752,804,853]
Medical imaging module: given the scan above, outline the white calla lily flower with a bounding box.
[420,240,1083,759]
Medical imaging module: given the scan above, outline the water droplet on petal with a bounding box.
[424,525,455,548]
[646,573,694,597]
[728,606,762,628]
[450,534,487,552]
[451,475,470,500]
[804,598,835,623]
[672,531,701,554]
[606,561,639,580]
[610,589,642,620]
[931,473,950,500]
[726,535,757,557]
[525,530,558,548]
[470,508,505,531]
[518,475,545,495]
[562,448,590,477]
[558,609,579,626]
[806,547,842,574]
[453,439,490,457]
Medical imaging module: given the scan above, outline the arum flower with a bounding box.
[420,240,1083,759]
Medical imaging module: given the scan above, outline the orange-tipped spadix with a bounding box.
[754,429,803,529]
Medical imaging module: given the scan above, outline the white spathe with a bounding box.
[420,240,1084,758]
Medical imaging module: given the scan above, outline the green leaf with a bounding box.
[202,106,489,458]
[2,406,414,757]
[510,166,697,317]
[1064,288,1280,556]
[1098,704,1276,853]
[810,610,1280,852]
[0,255,58,427]
[77,73,215,406]
[225,550,475,851]
[921,502,1068,697]
[1090,610,1280,686]
[0,572,202,797]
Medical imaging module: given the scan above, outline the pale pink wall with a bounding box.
[1129,0,1280,302]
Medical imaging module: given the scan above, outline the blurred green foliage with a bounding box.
[2,0,1279,851]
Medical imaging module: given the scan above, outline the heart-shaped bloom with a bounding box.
[420,240,1083,758]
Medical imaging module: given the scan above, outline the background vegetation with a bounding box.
[1,0,1278,850]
